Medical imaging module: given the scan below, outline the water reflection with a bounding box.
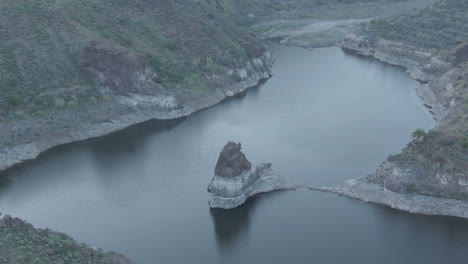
[0,175,12,194]
[88,118,184,157]
[341,48,408,74]
[210,192,285,254]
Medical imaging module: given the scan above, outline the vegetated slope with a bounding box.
[0,0,275,151]
[377,58,467,200]
[351,0,468,201]
[367,0,468,51]
[218,0,438,22]
[0,215,132,264]
[238,0,439,51]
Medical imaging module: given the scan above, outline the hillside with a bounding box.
[0,0,276,171]
[0,215,132,264]
[367,0,468,51]
[329,0,468,213]
[218,0,438,22]
[244,0,439,48]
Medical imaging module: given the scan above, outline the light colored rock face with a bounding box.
[415,83,447,121]
[208,163,293,209]
[313,178,468,219]
[209,170,258,198]
[117,93,180,110]
[458,178,468,187]
[436,173,450,185]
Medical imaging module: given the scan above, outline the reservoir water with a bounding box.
[2,46,467,264]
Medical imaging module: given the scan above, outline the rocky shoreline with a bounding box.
[249,5,467,218]
[0,51,273,173]
[310,178,468,219]
[339,34,451,120]
[312,32,467,218]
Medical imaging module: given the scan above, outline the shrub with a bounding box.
[5,94,22,107]
[412,128,427,141]
[460,137,468,150]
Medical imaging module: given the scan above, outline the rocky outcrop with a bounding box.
[80,40,163,95]
[208,142,293,209]
[312,178,468,219]
[80,40,181,111]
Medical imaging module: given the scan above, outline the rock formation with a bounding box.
[214,142,252,178]
[208,142,293,209]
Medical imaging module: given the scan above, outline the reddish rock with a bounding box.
[452,41,468,65]
[214,142,252,177]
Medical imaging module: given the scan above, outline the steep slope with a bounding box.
[0,0,273,171]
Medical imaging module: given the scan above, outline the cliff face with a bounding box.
[329,0,468,214]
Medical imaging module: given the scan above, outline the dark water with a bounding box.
[1,46,467,264]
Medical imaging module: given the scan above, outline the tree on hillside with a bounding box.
[412,129,426,142]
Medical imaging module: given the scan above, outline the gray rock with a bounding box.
[208,142,293,209]
[312,178,468,219]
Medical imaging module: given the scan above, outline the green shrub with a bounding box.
[412,128,426,141]
[5,94,22,107]
[67,100,77,109]
[460,137,468,149]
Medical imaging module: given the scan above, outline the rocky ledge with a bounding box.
[312,177,468,219]
[207,142,293,209]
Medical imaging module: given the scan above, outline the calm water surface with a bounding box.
[2,47,468,264]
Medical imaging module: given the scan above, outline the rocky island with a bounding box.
[208,142,293,209]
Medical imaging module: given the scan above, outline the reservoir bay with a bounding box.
[2,46,467,264]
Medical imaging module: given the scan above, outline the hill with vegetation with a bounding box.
[337,0,468,208]
[0,215,132,264]
[366,0,468,51]
[0,0,267,121]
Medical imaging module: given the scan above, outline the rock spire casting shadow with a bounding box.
[207,141,293,209]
